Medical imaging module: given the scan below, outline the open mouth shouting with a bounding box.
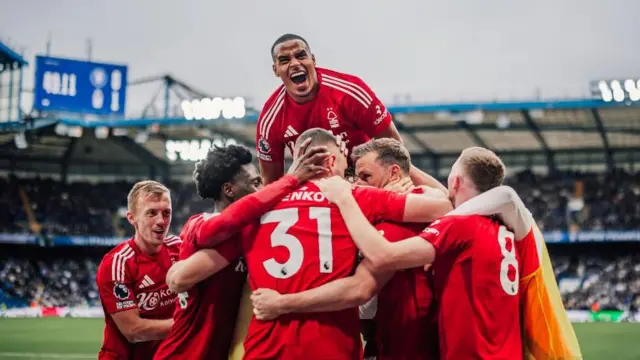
[288,68,311,95]
[290,71,307,85]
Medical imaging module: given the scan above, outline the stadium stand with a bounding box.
[1,168,639,313]
[0,35,638,324]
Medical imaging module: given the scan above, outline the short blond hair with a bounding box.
[459,147,505,193]
[127,180,170,214]
[351,138,411,174]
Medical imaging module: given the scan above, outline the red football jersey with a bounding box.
[154,213,248,360]
[419,215,523,360]
[374,222,439,360]
[256,67,392,163]
[242,183,407,360]
[96,236,181,360]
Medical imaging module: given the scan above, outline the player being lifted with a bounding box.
[257,33,445,193]
[242,129,452,360]
[96,181,181,360]
[153,141,331,360]
[252,138,440,360]
[314,147,529,360]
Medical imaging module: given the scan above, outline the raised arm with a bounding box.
[318,177,436,272]
[197,142,329,248]
[448,185,533,240]
[196,175,300,247]
[251,260,392,320]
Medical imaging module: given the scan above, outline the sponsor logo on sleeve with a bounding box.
[113,283,131,300]
[374,105,388,125]
[258,137,271,154]
[116,300,135,309]
[257,153,272,161]
[423,227,440,237]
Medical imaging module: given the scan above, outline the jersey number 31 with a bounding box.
[261,208,332,279]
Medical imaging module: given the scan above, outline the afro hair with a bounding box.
[193,144,253,201]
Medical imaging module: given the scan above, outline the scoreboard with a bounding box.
[33,56,128,116]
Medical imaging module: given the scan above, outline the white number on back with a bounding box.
[177,292,189,309]
[498,226,519,295]
[261,207,333,279]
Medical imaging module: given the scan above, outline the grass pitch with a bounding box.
[0,318,637,359]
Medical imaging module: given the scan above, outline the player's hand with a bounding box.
[251,288,284,321]
[384,177,414,194]
[288,138,330,182]
[315,175,353,205]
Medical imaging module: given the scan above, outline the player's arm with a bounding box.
[166,240,238,293]
[318,177,437,271]
[97,260,172,343]
[448,185,534,240]
[196,142,329,248]
[402,186,453,223]
[256,91,287,184]
[251,259,392,319]
[259,161,285,185]
[342,75,448,195]
[111,310,173,343]
[357,183,451,224]
[408,166,448,195]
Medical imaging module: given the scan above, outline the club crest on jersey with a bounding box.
[327,107,340,129]
[258,137,271,154]
[113,283,130,300]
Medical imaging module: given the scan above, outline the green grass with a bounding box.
[0,318,637,359]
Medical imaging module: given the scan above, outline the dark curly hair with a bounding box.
[193,144,253,200]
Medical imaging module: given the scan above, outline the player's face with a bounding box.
[130,193,172,245]
[354,152,400,188]
[230,164,263,200]
[272,40,317,103]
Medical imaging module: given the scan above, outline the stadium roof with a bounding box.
[0,40,28,68]
[1,98,639,178]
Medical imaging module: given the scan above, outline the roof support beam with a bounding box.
[394,120,440,175]
[521,109,555,170]
[60,138,77,183]
[457,120,490,149]
[590,109,614,170]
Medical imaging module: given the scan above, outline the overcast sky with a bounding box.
[2,0,639,116]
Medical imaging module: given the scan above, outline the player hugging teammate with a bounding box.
[96,32,580,360]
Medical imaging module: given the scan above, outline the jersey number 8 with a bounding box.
[261,207,333,279]
[498,226,519,296]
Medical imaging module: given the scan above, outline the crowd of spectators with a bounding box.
[0,169,638,312]
[2,245,638,312]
